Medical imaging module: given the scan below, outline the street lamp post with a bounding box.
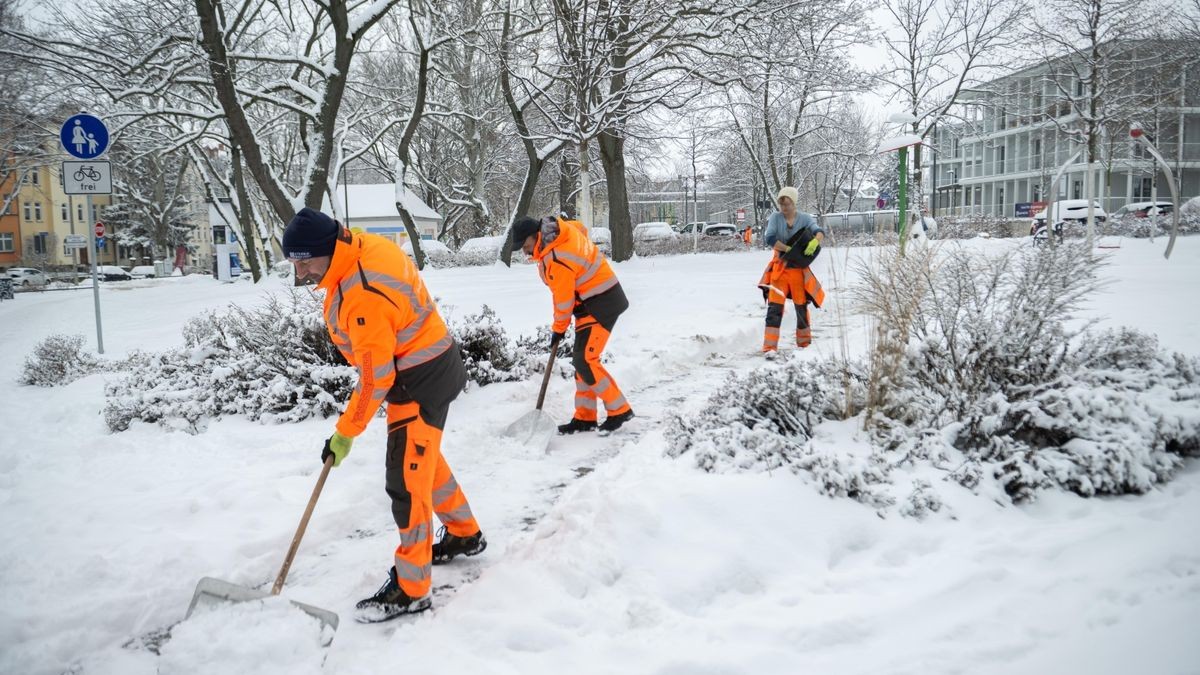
[878,112,921,256]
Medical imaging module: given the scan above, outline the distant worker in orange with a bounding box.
[742,225,752,245]
[511,215,634,435]
[757,187,825,355]
[283,207,485,623]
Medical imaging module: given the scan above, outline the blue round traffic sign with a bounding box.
[60,114,109,159]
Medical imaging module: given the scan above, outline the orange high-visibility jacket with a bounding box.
[318,228,454,437]
[531,217,620,333]
[757,256,826,307]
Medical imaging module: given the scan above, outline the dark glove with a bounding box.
[551,331,566,347]
[321,432,353,468]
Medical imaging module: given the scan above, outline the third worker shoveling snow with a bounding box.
[512,214,634,436]
[283,208,487,623]
[757,187,826,357]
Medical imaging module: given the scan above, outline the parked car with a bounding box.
[6,267,48,286]
[676,222,710,235]
[588,226,612,250]
[1113,201,1173,218]
[129,265,157,279]
[1030,200,1107,244]
[97,265,132,281]
[702,223,738,237]
[633,222,678,242]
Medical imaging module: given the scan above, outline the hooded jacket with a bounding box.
[318,228,454,437]
[531,217,625,332]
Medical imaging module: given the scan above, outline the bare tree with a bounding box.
[1026,0,1172,242]
[880,0,1027,213]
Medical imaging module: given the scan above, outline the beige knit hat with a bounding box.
[776,186,799,208]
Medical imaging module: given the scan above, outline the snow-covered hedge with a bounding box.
[667,243,1200,513]
[635,235,747,257]
[97,293,572,432]
[18,334,101,387]
[936,215,1022,240]
[103,290,355,433]
[447,305,573,385]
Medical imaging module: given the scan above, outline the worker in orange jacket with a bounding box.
[758,187,825,355]
[511,215,634,435]
[283,208,485,623]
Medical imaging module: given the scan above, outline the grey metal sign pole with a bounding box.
[86,195,104,353]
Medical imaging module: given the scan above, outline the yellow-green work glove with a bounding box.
[321,432,354,467]
[804,238,820,255]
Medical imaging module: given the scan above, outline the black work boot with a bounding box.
[557,418,598,435]
[598,410,635,435]
[354,567,432,623]
[432,527,487,565]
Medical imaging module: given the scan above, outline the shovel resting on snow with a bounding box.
[187,455,339,639]
[503,334,562,452]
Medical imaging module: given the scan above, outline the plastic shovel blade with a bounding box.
[187,576,339,638]
[503,409,557,451]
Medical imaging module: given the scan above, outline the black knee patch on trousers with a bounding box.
[573,326,597,385]
[794,304,810,330]
[385,423,412,528]
[765,302,784,329]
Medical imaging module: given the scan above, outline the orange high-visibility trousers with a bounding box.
[385,401,479,598]
[763,267,814,351]
[571,314,631,421]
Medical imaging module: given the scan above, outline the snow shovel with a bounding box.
[503,334,561,451]
[186,455,340,639]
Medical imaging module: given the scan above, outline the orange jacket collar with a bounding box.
[318,227,359,291]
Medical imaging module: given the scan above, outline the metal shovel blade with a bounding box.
[187,576,339,636]
[504,408,557,451]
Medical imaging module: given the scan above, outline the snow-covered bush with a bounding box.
[104,290,356,433]
[18,334,101,387]
[935,215,1021,240]
[665,359,885,501]
[449,305,530,385]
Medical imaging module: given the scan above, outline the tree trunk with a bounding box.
[558,149,576,217]
[229,143,264,282]
[598,128,632,261]
[499,157,547,265]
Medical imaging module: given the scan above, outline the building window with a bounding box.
[77,204,84,222]
[34,202,42,221]
[1033,184,1042,202]
[1134,177,1153,200]
[974,187,982,206]
[0,232,13,253]
[997,146,1006,173]
[1075,79,1085,97]
[31,171,40,186]
[23,202,31,221]
[91,205,98,222]
[61,203,68,221]
[33,232,48,255]
[1072,180,1082,199]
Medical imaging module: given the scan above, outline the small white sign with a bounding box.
[64,234,87,249]
[63,161,112,195]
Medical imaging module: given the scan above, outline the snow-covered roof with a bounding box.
[323,184,441,222]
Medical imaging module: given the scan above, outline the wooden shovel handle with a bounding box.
[272,454,334,595]
[534,334,561,411]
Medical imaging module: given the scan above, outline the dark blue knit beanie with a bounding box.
[511,216,541,248]
[282,208,340,259]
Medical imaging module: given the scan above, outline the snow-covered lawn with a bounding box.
[1,237,1197,675]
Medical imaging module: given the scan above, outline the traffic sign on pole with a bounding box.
[63,161,112,195]
[60,114,110,159]
[95,222,105,238]
[64,234,87,249]
[736,208,746,222]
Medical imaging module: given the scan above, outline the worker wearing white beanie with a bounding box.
[757,187,825,355]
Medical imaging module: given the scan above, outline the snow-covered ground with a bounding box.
[1,237,1198,675]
